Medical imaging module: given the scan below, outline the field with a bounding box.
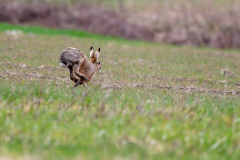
[0,23,240,160]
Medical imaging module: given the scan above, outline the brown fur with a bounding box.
[59,46,102,87]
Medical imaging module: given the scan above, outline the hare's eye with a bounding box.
[98,62,101,64]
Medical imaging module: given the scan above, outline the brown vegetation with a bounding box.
[129,0,240,48]
[0,1,154,41]
[1,0,240,48]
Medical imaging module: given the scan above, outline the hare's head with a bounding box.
[94,61,102,72]
[90,46,100,64]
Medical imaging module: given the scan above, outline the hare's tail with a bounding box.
[60,62,68,67]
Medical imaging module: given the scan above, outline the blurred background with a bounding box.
[0,0,240,49]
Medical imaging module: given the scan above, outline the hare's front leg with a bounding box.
[82,81,87,88]
[68,66,78,83]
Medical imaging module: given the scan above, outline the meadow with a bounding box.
[0,23,240,160]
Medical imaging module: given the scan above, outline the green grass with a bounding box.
[0,23,126,42]
[0,23,240,160]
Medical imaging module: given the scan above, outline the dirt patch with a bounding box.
[0,1,154,41]
[98,71,240,87]
[101,83,122,90]
[100,81,240,96]
[2,62,240,87]
[1,68,239,95]
[1,62,239,95]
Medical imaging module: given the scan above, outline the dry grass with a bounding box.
[1,0,240,48]
[126,0,240,48]
[0,0,153,41]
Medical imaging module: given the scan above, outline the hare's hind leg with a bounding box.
[74,79,87,88]
[68,66,78,83]
[74,78,83,87]
[72,59,87,87]
[74,59,89,81]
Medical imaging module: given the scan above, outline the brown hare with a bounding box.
[59,46,102,87]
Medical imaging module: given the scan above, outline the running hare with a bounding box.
[59,46,102,87]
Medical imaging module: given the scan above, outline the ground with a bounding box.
[0,23,240,160]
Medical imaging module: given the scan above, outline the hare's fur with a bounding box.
[59,46,101,87]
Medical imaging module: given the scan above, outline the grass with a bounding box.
[0,23,125,42]
[0,23,240,160]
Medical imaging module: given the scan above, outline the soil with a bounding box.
[1,63,239,96]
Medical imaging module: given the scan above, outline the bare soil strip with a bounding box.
[1,70,239,96]
[1,62,238,87]
[98,71,240,87]
[100,82,240,96]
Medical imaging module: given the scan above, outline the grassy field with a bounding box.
[0,23,240,160]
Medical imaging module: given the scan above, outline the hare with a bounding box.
[59,46,102,87]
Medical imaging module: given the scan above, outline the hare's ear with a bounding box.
[94,47,100,58]
[90,46,95,58]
